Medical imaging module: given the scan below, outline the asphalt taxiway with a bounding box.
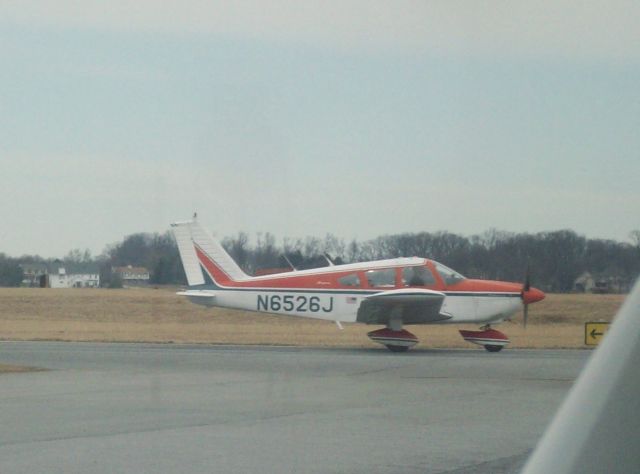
[0,342,590,473]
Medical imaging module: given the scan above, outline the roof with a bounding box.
[19,262,49,273]
[250,257,428,281]
[49,262,100,275]
[113,266,149,274]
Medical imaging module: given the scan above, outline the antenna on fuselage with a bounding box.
[323,253,335,266]
[282,254,298,271]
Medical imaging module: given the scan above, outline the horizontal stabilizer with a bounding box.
[177,290,217,307]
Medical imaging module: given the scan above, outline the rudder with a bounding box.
[171,221,206,286]
[171,218,249,286]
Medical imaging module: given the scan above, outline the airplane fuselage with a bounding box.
[184,287,524,325]
[181,256,530,325]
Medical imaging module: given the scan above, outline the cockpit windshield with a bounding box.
[434,262,466,285]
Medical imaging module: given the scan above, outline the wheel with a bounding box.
[484,344,504,352]
[386,345,410,353]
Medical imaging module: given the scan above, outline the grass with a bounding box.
[0,364,42,374]
[0,287,626,350]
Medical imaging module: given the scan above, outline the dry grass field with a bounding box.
[0,364,43,373]
[0,287,626,352]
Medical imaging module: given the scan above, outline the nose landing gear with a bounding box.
[459,325,510,352]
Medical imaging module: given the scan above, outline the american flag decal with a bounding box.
[346,296,358,304]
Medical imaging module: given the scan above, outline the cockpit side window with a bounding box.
[434,262,465,285]
[402,266,436,287]
[365,268,396,288]
[338,273,361,287]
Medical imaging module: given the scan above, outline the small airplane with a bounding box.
[171,218,545,352]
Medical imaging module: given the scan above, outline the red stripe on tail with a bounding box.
[194,245,236,285]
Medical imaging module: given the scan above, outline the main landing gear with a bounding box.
[459,325,510,352]
[367,328,418,352]
[367,319,511,353]
[367,315,418,352]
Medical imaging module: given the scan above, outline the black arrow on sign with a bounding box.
[590,328,604,339]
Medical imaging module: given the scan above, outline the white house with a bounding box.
[112,265,150,286]
[48,264,100,288]
[19,262,49,287]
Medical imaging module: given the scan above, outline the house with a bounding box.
[573,272,595,293]
[112,265,150,286]
[48,262,100,288]
[574,271,632,294]
[592,276,631,294]
[20,262,49,287]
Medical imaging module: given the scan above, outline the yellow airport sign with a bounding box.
[585,322,611,346]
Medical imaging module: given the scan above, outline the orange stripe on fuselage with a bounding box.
[194,244,342,288]
[194,248,529,296]
[449,279,523,293]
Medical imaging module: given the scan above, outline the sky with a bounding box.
[1,1,639,257]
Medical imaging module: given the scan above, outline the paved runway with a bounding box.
[0,342,590,474]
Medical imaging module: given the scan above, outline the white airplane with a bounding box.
[171,218,545,352]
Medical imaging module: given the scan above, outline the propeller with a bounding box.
[521,265,531,328]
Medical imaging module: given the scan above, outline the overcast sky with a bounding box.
[1,1,639,257]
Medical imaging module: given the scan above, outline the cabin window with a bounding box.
[365,268,396,288]
[402,266,436,286]
[434,262,465,285]
[339,273,361,287]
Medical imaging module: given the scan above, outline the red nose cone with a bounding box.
[523,287,545,305]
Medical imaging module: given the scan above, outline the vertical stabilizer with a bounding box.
[189,220,248,281]
[171,221,206,286]
[171,219,249,285]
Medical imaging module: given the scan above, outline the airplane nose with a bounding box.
[522,287,545,305]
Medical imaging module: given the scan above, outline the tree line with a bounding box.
[2,229,639,292]
[221,229,640,292]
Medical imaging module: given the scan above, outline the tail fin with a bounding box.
[171,220,205,286]
[171,219,249,287]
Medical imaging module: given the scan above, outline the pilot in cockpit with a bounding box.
[404,267,425,286]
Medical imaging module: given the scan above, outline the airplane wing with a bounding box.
[177,290,217,307]
[356,288,450,325]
